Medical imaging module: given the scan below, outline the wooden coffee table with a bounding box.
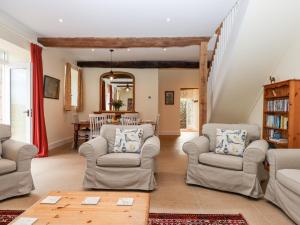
[11,191,150,225]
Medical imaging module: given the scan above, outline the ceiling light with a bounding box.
[58,18,63,23]
[91,48,95,52]
[127,48,131,51]
[163,48,167,51]
[166,18,171,23]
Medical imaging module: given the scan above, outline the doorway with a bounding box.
[180,88,199,132]
[0,61,32,143]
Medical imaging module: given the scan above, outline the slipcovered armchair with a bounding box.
[0,124,37,201]
[183,123,268,198]
[79,124,160,191]
[265,149,300,224]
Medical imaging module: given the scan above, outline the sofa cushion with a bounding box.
[277,169,300,195]
[199,152,243,171]
[97,153,141,167]
[215,129,247,157]
[0,159,16,175]
[113,128,143,153]
[0,124,11,141]
[100,124,154,153]
[202,123,260,151]
[0,142,2,159]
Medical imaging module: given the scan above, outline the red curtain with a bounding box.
[31,43,48,157]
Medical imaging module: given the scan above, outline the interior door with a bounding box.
[9,64,32,143]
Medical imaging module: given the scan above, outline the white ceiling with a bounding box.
[0,0,237,61]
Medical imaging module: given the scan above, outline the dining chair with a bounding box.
[72,113,89,148]
[89,114,106,139]
[102,113,115,123]
[121,113,139,125]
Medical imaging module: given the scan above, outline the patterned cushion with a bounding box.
[113,128,143,153]
[215,129,247,157]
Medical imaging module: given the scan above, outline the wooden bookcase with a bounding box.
[263,79,300,148]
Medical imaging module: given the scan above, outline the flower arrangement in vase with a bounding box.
[111,99,124,111]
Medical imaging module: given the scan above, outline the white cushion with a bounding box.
[215,129,247,157]
[0,159,16,175]
[277,169,300,195]
[97,153,140,167]
[113,128,143,153]
[199,152,243,171]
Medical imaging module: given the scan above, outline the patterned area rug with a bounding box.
[0,210,248,225]
[0,210,24,225]
[148,213,248,225]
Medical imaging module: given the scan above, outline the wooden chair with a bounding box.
[89,114,106,139]
[121,113,139,125]
[72,114,89,148]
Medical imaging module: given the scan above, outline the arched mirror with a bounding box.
[99,71,135,112]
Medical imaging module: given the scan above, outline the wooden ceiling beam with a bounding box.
[37,37,210,48]
[77,60,199,69]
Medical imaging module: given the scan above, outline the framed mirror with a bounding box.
[99,71,135,112]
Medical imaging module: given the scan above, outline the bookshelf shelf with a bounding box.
[263,79,300,148]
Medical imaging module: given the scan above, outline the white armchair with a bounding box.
[183,123,268,198]
[79,124,160,191]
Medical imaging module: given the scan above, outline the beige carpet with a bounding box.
[0,132,294,225]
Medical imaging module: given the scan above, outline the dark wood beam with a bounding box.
[77,61,199,69]
[37,37,210,48]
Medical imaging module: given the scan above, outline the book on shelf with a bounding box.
[269,138,288,144]
[266,115,288,129]
[267,99,289,112]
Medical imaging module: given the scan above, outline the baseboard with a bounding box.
[48,136,73,150]
[159,131,181,136]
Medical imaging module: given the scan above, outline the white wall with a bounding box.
[42,48,75,149]
[79,68,159,122]
[247,39,300,130]
[158,69,199,135]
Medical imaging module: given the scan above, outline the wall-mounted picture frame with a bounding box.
[165,91,174,105]
[43,75,60,99]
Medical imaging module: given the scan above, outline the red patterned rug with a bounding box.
[0,210,248,225]
[148,213,248,225]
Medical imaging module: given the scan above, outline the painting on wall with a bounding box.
[127,98,133,111]
[43,75,60,99]
[165,91,174,105]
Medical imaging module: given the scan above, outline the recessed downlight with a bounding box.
[127,48,131,52]
[163,48,167,51]
[58,18,63,23]
[91,48,95,52]
[166,17,171,23]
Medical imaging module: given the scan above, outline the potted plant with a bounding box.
[111,99,124,111]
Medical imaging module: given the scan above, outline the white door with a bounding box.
[9,64,32,143]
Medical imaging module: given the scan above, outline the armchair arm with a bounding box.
[243,139,268,174]
[140,136,160,169]
[79,136,107,168]
[267,149,300,178]
[2,139,38,172]
[182,136,209,164]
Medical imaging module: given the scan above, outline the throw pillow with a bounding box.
[215,129,247,157]
[113,128,143,153]
[0,142,2,159]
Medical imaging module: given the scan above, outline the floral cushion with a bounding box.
[113,128,143,153]
[215,129,247,157]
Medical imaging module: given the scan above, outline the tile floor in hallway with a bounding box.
[0,132,295,225]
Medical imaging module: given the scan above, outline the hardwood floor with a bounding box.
[0,132,295,225]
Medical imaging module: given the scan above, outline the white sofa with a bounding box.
[0,124,37,201]
[265,149,300,224]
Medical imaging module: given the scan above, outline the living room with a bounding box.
[0,0,300,225]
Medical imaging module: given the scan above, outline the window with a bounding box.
[71,68,78,107]
[64,63,83,112]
